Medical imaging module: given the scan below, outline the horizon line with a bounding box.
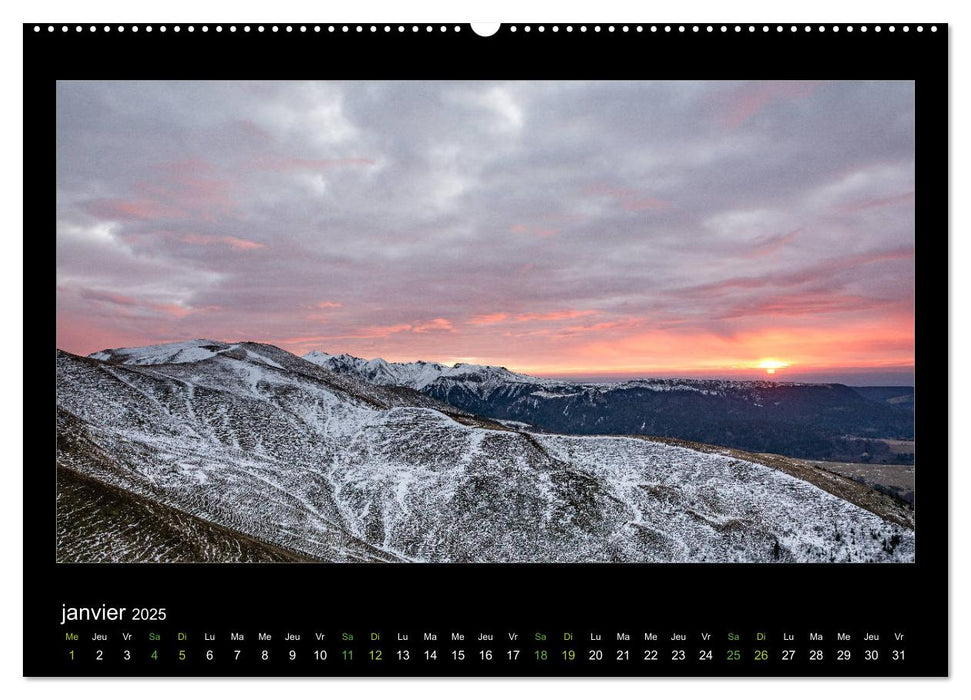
[57,338,916,388]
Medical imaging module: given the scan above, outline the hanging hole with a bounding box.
[471,23,500,37]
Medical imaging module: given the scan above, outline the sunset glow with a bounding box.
[756,359,791,375]
[56,81,915,385]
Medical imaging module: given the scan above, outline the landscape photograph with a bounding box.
[55,80,916,563]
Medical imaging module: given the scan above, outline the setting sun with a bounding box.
[756,359,791,375]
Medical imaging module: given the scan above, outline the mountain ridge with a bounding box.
[57,339,913,563]
[300,348,828,393]
[301,348,915,463]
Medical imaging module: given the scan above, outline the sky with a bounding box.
[55,80,915,384]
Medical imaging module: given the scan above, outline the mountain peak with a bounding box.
[302,350,539,390]
[86,339,301,373]
[89,339,229,365]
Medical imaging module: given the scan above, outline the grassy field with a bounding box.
[883,439,916,455]
[56,465,319,563]
[804,460,915,506]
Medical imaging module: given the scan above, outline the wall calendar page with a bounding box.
[27,19,947,678]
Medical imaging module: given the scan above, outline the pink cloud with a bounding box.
[136,175,236,222]
[560,320,639,333]
[523,319,641,341]
[715,81,826,130]
[469,310,597,325]
[470,313,509,325]
[69,286,215,321]
[677,245,914,299]
[78,288,139,306]
[221,236,265,250]
[153,303,194,319]
[515,309,595,322]
[179,233,265,250]
[357,318,455,338]
[85,198,185,221]
[413,318,454,333]
[838,191,914,214]
[740,229,801,259]
[85,159,238,224]
[303,301,345,321]
[363,323,419,338]
[716,291,890,321]
[269,335,334,345]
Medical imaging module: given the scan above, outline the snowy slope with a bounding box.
[58,342,914,563]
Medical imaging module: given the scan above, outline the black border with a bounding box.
[31,23,948,677]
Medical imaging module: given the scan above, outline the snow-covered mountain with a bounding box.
[303,350,798,395]
[90,339,234,365]
[303,350,915,463]
[303,350,537,391]
[56,340,914,563]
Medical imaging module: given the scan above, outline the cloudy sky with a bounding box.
[56,80,915,383]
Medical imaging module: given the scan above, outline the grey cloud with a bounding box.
[56,80,915,370]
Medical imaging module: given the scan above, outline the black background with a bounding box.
[29,22,948,677]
